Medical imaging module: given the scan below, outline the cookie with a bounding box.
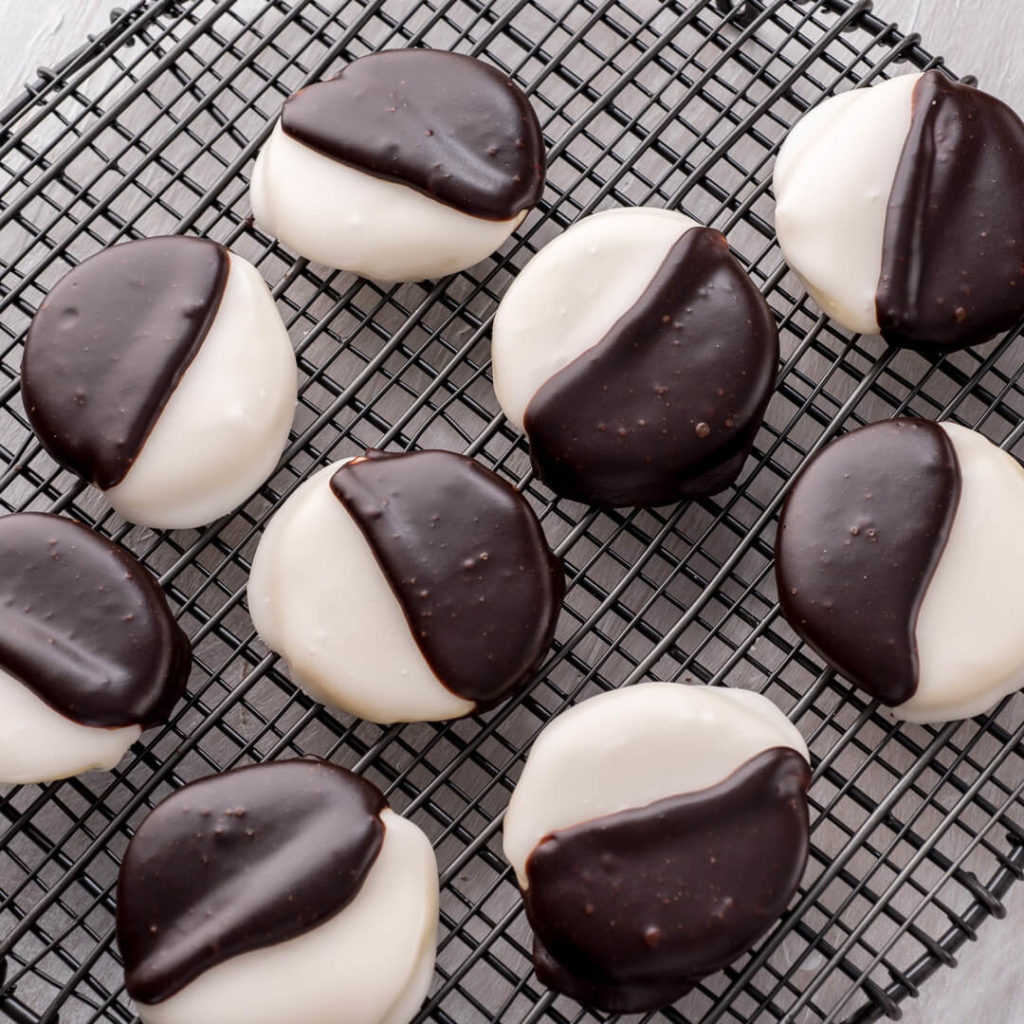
[503,682,810,1012]
[775,71,1024,349]
[251,49,545,282]
[117,759,438,1024]
[491,207,778,506]
[23,236,297,529]
[248,450,563,724]
[776,419,1024,722]
[0,513,189,784]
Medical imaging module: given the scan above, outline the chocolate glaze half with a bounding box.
[329,450,563,708]
[877,70,1024,351]
[523,747,811,1014]
[23,236,229,489]
[117,759,387,1005]
[281,49,545,221]
[775,419,961,705]
[0,512,189,729]
[523,226,779,507]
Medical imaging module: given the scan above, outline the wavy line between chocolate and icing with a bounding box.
[281,50,544,222]
[23,236,229,489]
[522,225,779,507]
[775,419,961,705]
[117,760,387,1004]
[329,449,564,707]
[876,70,1024,351]
[0,512,189,729]
[522,746,810,1014]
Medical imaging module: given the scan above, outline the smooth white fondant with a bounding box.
[773,73,921,335]
[502,682,808,886]
[136,809,439,1024]
[904,424,1024,723]
[491,207,699,430]
[105,252,297,530]
[0,666,139,784]
[251,122,525,283]
[247,462,475,724]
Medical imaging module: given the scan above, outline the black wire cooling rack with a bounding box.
[0,1,1022,1022]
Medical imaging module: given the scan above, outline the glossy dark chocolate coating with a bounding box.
[523,747,811,1013]
[775,419,960,705]
[330,450,563,707]
[523,226,779,507]
[118,759,386,1004]
[877,71,1024,351]
[281,49,544,221]
[0,512,189,729]
[23,236,229,489]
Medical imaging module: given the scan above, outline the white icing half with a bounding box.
[904,424,1024,723]
[251,122,525,283]
[247,462,475,724]
[491,207,699,430]
[0,666,139,784]
[136,808,438,1024]
[773,73,921,335]
[105,252,297,530]
[502,682,808,886]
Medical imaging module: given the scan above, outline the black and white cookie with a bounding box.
[775,71,1024,350]
[117,759,438,1024]
[502,682,810,1013]
[248,450,563,724]
[0,513,189,784]
[776,419,1024,722]
[491,207,779,507]
[23,236,297,529]
[251,49,545,282]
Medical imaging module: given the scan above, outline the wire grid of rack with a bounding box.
[0,0,1021,1021]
